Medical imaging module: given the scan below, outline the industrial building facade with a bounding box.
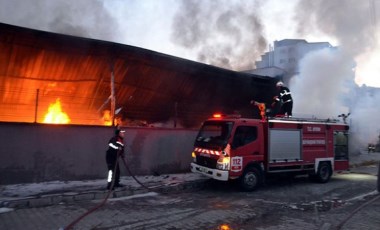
[0,23,276,128]
[246,39,334,85]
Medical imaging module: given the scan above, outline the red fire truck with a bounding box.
[190,114,349,191]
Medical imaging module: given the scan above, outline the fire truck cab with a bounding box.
[190,115,350,191]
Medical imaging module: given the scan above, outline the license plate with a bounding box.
[199,167,208,173]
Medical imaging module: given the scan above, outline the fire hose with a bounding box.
[63,152,121,230]
[335,162,380,230]
[335,193,380,230]
[63,148,166,230]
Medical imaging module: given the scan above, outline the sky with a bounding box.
[0,0,380,148]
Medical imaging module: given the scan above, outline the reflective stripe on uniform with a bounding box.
[280,91,291,97]
[109,143,119,149]
[107,170,113,182]
[116,141,124,146]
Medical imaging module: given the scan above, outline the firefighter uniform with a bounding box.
[274,82,293,117]
[106,129,125,189]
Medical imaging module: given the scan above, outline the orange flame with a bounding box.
[102,110,112,126]
[43,99,70,124]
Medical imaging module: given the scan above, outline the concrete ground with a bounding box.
[0,152,379,230]
[1,152,379,210]
[0,173,208,209]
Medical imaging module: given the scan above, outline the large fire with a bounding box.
[102,110,112,126]
[43,99,70,124]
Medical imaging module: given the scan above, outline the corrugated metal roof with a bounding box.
[0,23,276,127]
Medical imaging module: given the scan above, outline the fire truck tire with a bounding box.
[315,162,332,183]
[239,166,262,191]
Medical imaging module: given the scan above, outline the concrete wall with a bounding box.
[0,123,198,185]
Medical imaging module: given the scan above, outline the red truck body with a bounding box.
[190,115,349,191]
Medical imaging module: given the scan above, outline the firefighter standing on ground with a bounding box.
[106,129,125,189]
[272,81,293,117]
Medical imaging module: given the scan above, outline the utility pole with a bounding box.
[110,63,116,127]
[34,89,39,123]
[174,102,178,128]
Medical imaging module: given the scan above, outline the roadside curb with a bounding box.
[349,152,380,168]
[0,179,208,209]
[349,159,380,169]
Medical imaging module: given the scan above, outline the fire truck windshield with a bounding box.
[195,121,233,148]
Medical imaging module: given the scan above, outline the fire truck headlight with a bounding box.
[216,157,230,170]
[192,152,196,162]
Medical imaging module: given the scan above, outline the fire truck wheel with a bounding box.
[240,166,262,191]
[315,162,332,183]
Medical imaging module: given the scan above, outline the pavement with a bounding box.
[0,173,208,210]
[0,152,379,211]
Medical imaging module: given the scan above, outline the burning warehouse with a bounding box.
[0,23,276,127]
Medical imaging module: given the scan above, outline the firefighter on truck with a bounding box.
[190,113,350,191]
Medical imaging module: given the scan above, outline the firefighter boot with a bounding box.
[106,182,114,190]
[114,182,125,188]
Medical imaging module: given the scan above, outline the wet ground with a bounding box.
[0,169,378,230]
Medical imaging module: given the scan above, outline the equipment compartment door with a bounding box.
[269,129,301,162]
[334,131,349,170]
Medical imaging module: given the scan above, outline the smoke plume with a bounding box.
[171,0,267,70]
[0,0,120,41]
[293,0,380,152]
[171,0,380,150]
[294,0,378,59]
[290,48,354,118]
[1,0,379,150]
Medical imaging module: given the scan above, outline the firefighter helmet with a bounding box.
[276,81,283,87]
[115,129,126,135]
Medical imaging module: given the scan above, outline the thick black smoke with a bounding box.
[171,0,267,70]
[295,0,377,58]
[0,0,121,41]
